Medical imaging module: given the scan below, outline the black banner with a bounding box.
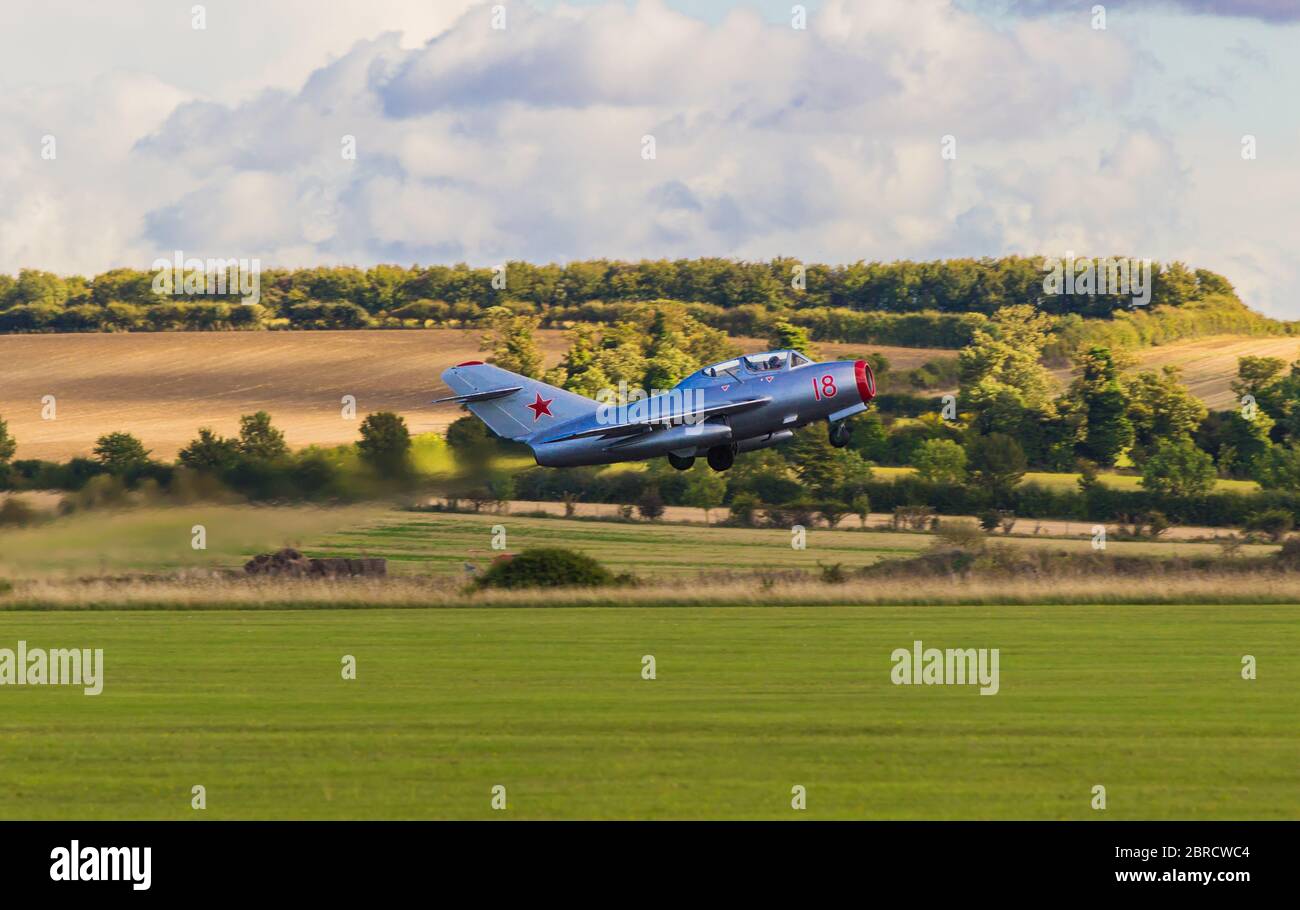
[0,821,1285,897]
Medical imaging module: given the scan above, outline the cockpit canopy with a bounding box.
[699,349,812,379]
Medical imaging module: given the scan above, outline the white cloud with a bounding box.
[0,0,1295,317]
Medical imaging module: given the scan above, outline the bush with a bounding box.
[637,488,665,521]
[475,547,616,590]
[728,493,760,527]
[913,438,968,485]
[931,519,986,553]
[0,496,39,527]
[1141,436,1216,496]
[357,411,412,477]
[1276,537,1300,569]
[1245,508,1295,542]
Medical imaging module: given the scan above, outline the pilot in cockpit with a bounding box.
[744,351,788,373]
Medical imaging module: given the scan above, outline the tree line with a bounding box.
[0,409,420,520]
[1,257,1283,347]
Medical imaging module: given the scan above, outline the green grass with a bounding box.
[0,604,1295,819]
[0,504,394,578]
[311,510,1275,578]
[0,504,1276,581]
[311,512,931,577]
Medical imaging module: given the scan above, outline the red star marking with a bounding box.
[526,392,554,421]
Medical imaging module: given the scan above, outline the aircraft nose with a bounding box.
[853,360,876,403]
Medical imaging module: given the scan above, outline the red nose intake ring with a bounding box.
[854,359,876,403]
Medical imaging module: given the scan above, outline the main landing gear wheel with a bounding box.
[667,453,695,471]
[829,420,851,448]
[706,445,735,472]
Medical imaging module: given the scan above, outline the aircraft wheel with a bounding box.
[667,453,695,471]
[706,445,735,472]
[829,420,851,448]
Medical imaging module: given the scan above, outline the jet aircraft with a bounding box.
[436,349,875,471]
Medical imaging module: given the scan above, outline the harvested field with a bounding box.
[0,329,942,461]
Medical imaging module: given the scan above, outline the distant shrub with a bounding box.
[931,519,986,553]
[475,547,615,590]
[728,493,760,527]
[0,497,39,527]
[819,562,848,584]
[637,488,665,521]
[1245,508,1295,542]
[1276,537,1300,569]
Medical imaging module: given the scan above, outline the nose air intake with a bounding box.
[853,360,876,403]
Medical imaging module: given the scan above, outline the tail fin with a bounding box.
[438,361,598,441]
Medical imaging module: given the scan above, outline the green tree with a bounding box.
[1124,366,1207,464]
[177,428,241,473]
[851,492,872,528]
[238,411,289,460]
[357,411,412,476]
[1140,437,1216,496]
[641,309,696,391]
[911,438,968,485]
[637,487,665,521]
[1069,347,1132,467]
[788,426,847,498]
[966,432,1027,500]
[959,304,1059,417]
[848,411,889,461]
[1244,508,1294,542]
[546,324,612,397]
[769,320,817,358]
[1254,442,1300,492]
[1231,355,1287,404]
[683,467,727,524]
[0,416,15,466]
[93,432,150,473]
[487,470,516,508]
[480,306,543,378]
[445,414,497,471]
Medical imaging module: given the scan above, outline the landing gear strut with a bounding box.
[706,445,735,472]
[667,453,695,471]
[829,420,851,448]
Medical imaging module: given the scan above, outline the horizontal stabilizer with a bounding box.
[439,361,599,440]
[432,386,522,404]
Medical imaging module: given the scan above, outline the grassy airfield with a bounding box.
[0,506,1295,820]
[0,604,1295,820]
[0,504,1277,582]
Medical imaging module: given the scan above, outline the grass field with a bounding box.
[0,504,396,578]
[0,604,1295,820]
[0,505,1277,582]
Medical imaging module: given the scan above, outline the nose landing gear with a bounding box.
[829,420,851,448]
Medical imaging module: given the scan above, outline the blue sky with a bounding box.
[0,0,1296,316]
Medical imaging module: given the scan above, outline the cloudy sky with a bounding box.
[0,0,1296,316]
